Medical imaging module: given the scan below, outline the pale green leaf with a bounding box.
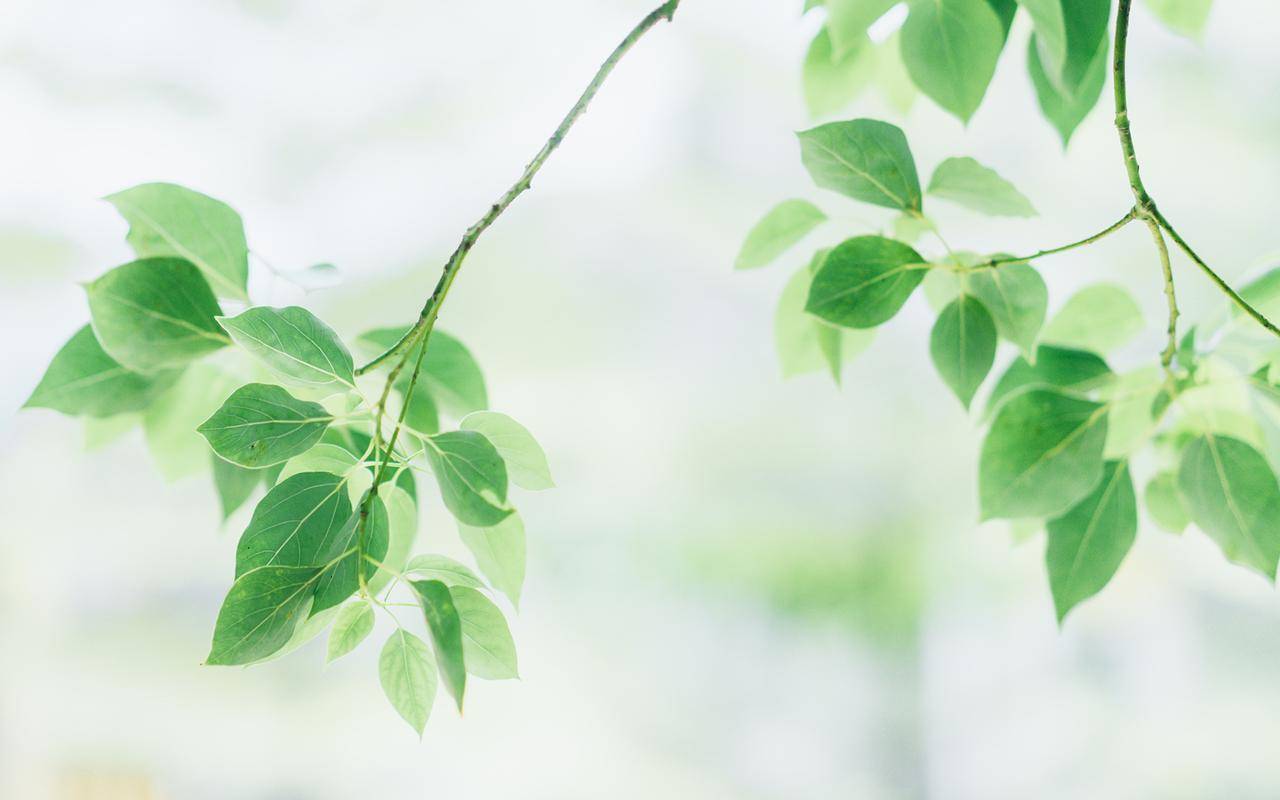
[405,554,487,589]
[930,294,997,409]
[736,199,828,271]
[105,182,249,301]
[85,257,229,373]
[218,306,355,387]
[212,454,265,520]
[327,600,375,662]
[24,325,179,417]
[967,263,1048,357]
[826,0,899,56]
[1179,435,1280,579]
[1046,460,1137,622]
[358,328,487,418]
[379,629,438,735]
[1144,471,1189,534]
[979,388,1109,519]
[775,258,874,381]
[796,119,922,211]
[927,157,1037,217]
[458,512,527,608]
[367,484,419,595]
[805,235,926,328]
[143,364,241,480]
[1100,367,1163,458]
[450,586,518,680]
[460,411,554,491]
[423,430,512,526]
[1042,284,1144,354]
[802,28,875,119]
[198,383,334,468]
[1143,0,1212,39]
[900,0,1004,122]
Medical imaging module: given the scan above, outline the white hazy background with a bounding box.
[3,1,1280,798]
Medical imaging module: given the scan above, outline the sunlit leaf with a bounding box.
[326,600,375,663]
[450,586,518,680]
[775,257,874,381]
[1179,434,1280,579]
[826,0,899,56]
[927,157,1037,217]
[802,29,875,119]
[198,383,334,468]
[423,430,512,526]
[806,235,926,328]
[966,263,1048,357]
[1042,284,1144,354]
[379,629,437,735]
[736,200,828,271]
[1144,471,1189,534]
[24,325,179,417]
[218,306,355,387]
[358,328,488,418]
[1142,0,1212,38]
[212,454,264,520]
[796,119,922,211]
[405,554,487,589]
[900,0,1005,122]
[458,512,527,608]
[460,411,554,491]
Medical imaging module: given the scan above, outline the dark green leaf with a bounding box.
[1021,0,1112,92]
[796,119,922,211]
[218,306,355,387]
[105,182,249,301]
[423,431,512,526]
[206,565,321,665]
[967,263,1049,357]
[24,325,178,417]
[85,257,228,372]
[411,580,467,713]
[312,492,390,614]
[197,383,333,468]
[450,586,518,680]
[927,157,1037,217]
[235,471,353,576]
[1045,460,1137,622]
[900,0,1005,122]
[986,345,1112,416]
[379,629,438,735]
[805,235,926,328]
[1179,435,1280,579]
[1027,32,1108,146]
[979,388,1109,519]
[930,294,997,409]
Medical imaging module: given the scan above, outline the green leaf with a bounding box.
[450,586,518,680]
[979,388,1109,520]
[411,580,467,713]
[1045,460,1137,622]
[1019,0,1111,92]
[966,264,1049,357]
[1144,471,1189,534]
[930,294,997,409]
[85,257,228,373]
[405,554,487,589]
[423,431,512,526]
[105,182,249,301]
[900,0,1005,122]
[1142,0,1211,38]
[1042,284,1144,354]
[736,200,828,271]
[986,0,1018,38]
[206,565,321,665]
[218,306,355,387]
[460,411,555,491]
[805,235,926,328]
[826,0,899,56]
[775,258,874,381]
[1100,367,1163,458]
[312,492,390,614]
[1179,435,1280,579]
[986,345,1113,416]
[1027,33,1108,146]
[802,28,875,119]
[143,364,241,480]
[927,157,1037,217]
[796,119,922,211]
[212,454,264,520]
[358,328,488,418]
[379,629,438,735]
[458,512,527,608]
[326,600,375,663]
[366,484,419,595]
[235,471,353,576]
[24,325,179,417]
[197,383,334,468]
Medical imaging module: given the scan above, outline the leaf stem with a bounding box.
[354,0,682,377]
[969,210,1137,271]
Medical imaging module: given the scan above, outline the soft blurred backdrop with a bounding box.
[3,0,1280,797]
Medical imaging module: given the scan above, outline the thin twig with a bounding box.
[969,210,1137,271]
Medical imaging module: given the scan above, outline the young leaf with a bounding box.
[1042,284,1144,355]
[235,471,353,576]
[985,345,1112,416]
[966,263,1049,357]
[1179,435,1280,579]
[775,259,874,381]
[460,411,555,491]
[212,454,263,520]
[1027,33,1108,146]
[24,325,179,417]
[85,257,229,373]
[105,182,249,301]
[197,383,334,468]
[450,586,518,680]
[900,0,1005,123]
[326,600,375,662]
[358,328,488,418]
[1144,471,1189,534]
[825,0,898,56]
[312,492,390,615]
[736,200,828,270]
[979,388,1109,520]
[927,157,1037,217]
[379,629,438,735]
[1045,460,1137,622]
[930,294,997,409]
[796,119,922,212]
[423,431,512,526]
[206,565,321,665]
[1143,0,1212,39]
[218,306,355,387]
[404,554,487,589]
[805,236,926,328]
[458,512,527,608]
[802,29,875,119]
[411,580,467,713]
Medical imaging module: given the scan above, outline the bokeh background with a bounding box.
[3,0,1280,797]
